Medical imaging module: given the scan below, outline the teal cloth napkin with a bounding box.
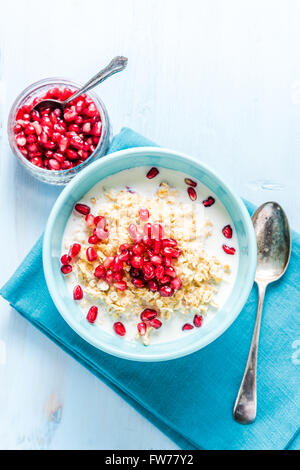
[1,128,299,450]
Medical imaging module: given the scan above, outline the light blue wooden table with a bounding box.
[0,0,299,449]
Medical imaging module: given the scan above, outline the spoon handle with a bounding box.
[233,282,266,424]
[63,56,128,105]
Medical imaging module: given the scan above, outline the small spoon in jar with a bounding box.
[233,201,291,424]
[32,56,128,114]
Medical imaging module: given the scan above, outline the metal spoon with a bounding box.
[233,201,291,424]
[32,56,128,113]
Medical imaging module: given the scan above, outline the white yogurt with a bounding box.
[62,166,239,345]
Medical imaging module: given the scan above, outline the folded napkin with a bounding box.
[1,128,299,450]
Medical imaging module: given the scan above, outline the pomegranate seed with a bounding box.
[222,224,233,239]
[162,247,181,258]
[137,322,147,335]
[146,167,159,179]
[119,249,130,262]
[203,196,215,207]
[95,216,106,229]
[140,309,158,321]
[106,269,113,283]
[112,271,124,282]
[165,266,176,278]
[112,256,124,272]
[170,278,182,290]
[187,187,197,201]
[193,314,203,328]
[162,238,177,248]
[16,135,26,147]
[150,255,163,266]
[114,281,127,291]
[94,265,106,279]
[128,223,138,239]
[132,243,145,256]
[87,306,98,323]
[130,255,144,269]
[139,207,149,221]
[148,279,159,291]
[67,149,79,160]
[153,223,164,239]
[92,122,102,136]
[26,134,37,144]
[95,227,109,240]
[152,239,161,254]
[164,256,172,267]
[142,262,156,280]
[132,278,145,288]
[85,214,95,227]
[155,265,165,280]
[88,235,99,244]
[184,177,197,187]
[69,243,81,258]
[82,122,92,134]
[182,323,194,331]
[74,203,90,215]
[86,247,97,262]
[149,319,162,329]
[222,244,236,255]
[119,243,131,252]
[31,157,43,167]
[53,152,65,163]
[159,285,174,297]
[73,285,83,300]
[130,267,141,278]
[48,159,61,170]
[60,254,71,265]
[143,223,153,238]
[160,275,171,284]
[113,322,126,336]
[103,256,114,269]
[61,264,72,274]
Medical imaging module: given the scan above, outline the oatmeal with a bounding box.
[61,166,238,345]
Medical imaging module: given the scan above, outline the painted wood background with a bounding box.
[0,0,299,449]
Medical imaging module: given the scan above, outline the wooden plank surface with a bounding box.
[0,0,299,449]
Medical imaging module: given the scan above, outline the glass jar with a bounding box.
[8,78,111,185]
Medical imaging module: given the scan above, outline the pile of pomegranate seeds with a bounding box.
[60,242,82,274]
[221,224,235,255]
[136,309,162,336]
[14,87,102,170]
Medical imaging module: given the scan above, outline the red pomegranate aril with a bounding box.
[88,235,99,244]
[95,227,109,240]
[149,319,162,329]
[74,203,90,215]
[92,121,102,136]
[86,246,97,262]
[182,323,194,331]
[170,278,182,290]
[130,267,141,278]
[53,152,66,163]
[94,264,106,279]
[137,322,147,336]
[112,271,124,282]
[162,238,177,248]
[162,247,181,258]
[153,223,164,240]
[159,285,174,297]
[95,216,106,228]
[87,306,98,323]
[143,236,153,248]
[68,124,80,133]
[119,243,131,252]
[119,249,130,262]
[150,255,163,266]
[73,285,83,300]
[187,187,197,201]
[48,159,61,170]
[155,265,164,280]
[64,105,77,122]
[130,255,144,269]
[165,266,176,278]
[142,262,155,280]
[184,177,197,187]
[82,122,92,134]
[26,134,37,144]
[132,243,145,256]
[69,243,81,258]
[61,264,72,274]
[164,256,172,267]
[106,269,113,283]
[128,223,138,239]
[160,275,171,284]
[103,256,114,269]
[113,322,126,336]
[152,239,161,254]
[114,281,127,291]
[66,149,79,160]
[16,135,26,147]
[139,207,149,221]
[61,160,73,170]
[58,136,69,152]
[222,244,236,255]
[143,223,153,238]
[60,254,71,265]
[193,314,203,328]
[132,278,145,288]
[31,157,43,167]
[140,309,157,322]
[222,224,233,239]
[85,213,95,227]
[148,279,159,291]
[146,167,159,179]
[203,196,215,207]
[112,256,124,272]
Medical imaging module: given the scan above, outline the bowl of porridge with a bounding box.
[43,147,256,361]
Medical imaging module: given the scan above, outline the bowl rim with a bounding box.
[43,146,257,361]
